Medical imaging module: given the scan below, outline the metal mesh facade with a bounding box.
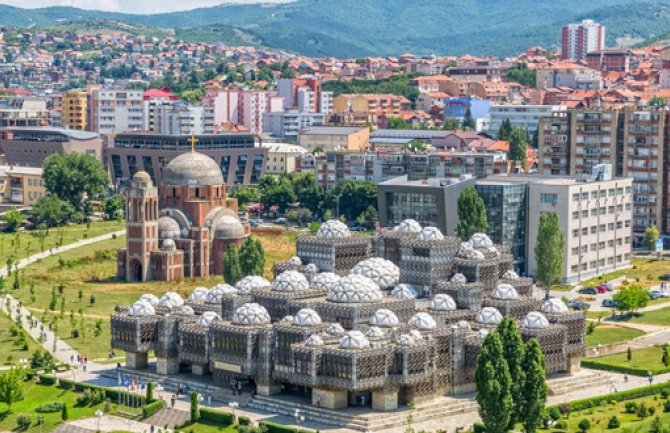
[296,235,372,274]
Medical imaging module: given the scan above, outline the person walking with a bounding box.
[170,395,176,408]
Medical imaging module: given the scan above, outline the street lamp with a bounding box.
[155,384,164,402]
[229,401,239,418]
[95,409,103,431]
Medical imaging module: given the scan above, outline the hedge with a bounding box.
[238,416,251,426]
[259,421,315,433]
[38,374,57,385]
[199,408,235,426]
[142,400,165,419]
[58,379,146,407]
[548,382,670,412]
[581,359,670,377]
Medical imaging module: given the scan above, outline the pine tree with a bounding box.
[456,187,488,240]
[497,317,525,428]
[498,118,513,140]
[239,236,265,277]
[146,382,154,404]
[462,107,476,131]
[475,332,513,433]
[509,127,528,164]
[190,392,199,422]
[61,404,69,421]
[223,244,243,285]
[254,238,266,275]
[518,339,548,433]
[534,211,565,297]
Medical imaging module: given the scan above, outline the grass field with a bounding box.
[580,257,670,288]
[8,230,296,359]
[0,310,39,365]
[617,307,670,327]
[585,325,645,348]
[0,381,122,433]
[583,346,670,375]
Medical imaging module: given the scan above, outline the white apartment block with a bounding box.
[488,105,563,139]
[203,90,282,134]
[562,19,606,61]
[152,104,215,135]
[262,143,307,174]
[89,89,144,134]
[263,111,325,139]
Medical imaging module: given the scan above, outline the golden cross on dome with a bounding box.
[189,134,198,153]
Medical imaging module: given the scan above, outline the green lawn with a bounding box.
[585,325,645,347]
[582,346,670,375]
[0,310,39,365]
[580,257,670,288]
[0,381,127,433]
[620,307,670,327]
[179,421,238,433]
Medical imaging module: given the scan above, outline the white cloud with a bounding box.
[0,0,284,13]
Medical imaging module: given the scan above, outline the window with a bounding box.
[582,210,589,218]
[541,193,558,205]
[571,247,579,255]
[608,223,614,231]
[582,192,589,200]
[591,191,598,199]
[572,211,580,220]
[590,226,596,234]
[572,229,579,238]
[599,224,606,233]
[572,193,580,202]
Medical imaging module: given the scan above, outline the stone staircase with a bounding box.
[248,394,479,431]
[547,371,613,396]
[144,407,191,428]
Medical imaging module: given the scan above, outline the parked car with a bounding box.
[595,285,609,294]
[249,219,260,228]
[568,300,590,310]
[274,218,287,225]
[650,288,670,298]
[602,283,614,291]
[601,299,618,308]
[649,291,663,300]
[578,287,597,295]
[660,274,670,281]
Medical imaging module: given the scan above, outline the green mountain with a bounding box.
[1,0,670,57]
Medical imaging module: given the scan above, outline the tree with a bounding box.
[578,418,590,433]
[102,194,124,220]
[190,392,199,422]
[456,187,488,240]
[403,139,426,153]
[663,344,670,367]
[498,118,513,140]
[518,339,547,433]
[475,332,513,433]
[462,108,476,130]
[229,187,261,207]
[613,284,649,315]
[534,212,565,296]
[0,366,24,411]
[61,404,69,421]
[386,116,409,129]
[223,244,243,285]
[239,236,265,277]
[509,127,528,163]
[31,196,75,227]
[442,118,461,131]
[260,178,297,214]
[497,317,525,428]
[506,63,536,87]
[2,209,23,233]
[42,152,109,209]
[146,382,154,404]
[643,226,660,251]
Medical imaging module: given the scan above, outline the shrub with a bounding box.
[625,401,638,413]
[578,418,590,432]
[548,406,561,421]
[558,404,571,415]
[61,404,69,421]
[554,420,568,430]
[662,390,669,399]
[71,329,79,338]
[239,416,252,426]
[17,414,31,428]
[35,401,64,413]
[607,416,620,429]
[650,406,657,416]
[199,408,235,426]
[237,426,264,433]
[637,402,649,419]
[38,374,57,385]
[142,400,165,419]
[259,421,303,433]
[664,401,670,412]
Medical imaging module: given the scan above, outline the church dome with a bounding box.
[214,216,245,240]
[162,152,224,186]
[158,217,181,240]
[133,171,152,186]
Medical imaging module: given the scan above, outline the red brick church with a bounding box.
[117,151,247,282]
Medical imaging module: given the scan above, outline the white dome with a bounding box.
[304,334,324,347]
[273,270,309,292]
[395,219,422,234]
[128,300,155,316]
[311,273,341,291]
[390,283,418,299]
[397,334,415,346]
[236,276,271,294]
[542,298,569,314]
[492,284,519,300]
[188,287,209,302]
[476,328,490,339]
[370,309,399,328]
[206,284,236,303]
[457,320,471,330]
[232,303,271,326]
[293,308,322,327]
[365,326,385,338]
[304,263,318,274]
[409,312,437,330]
[418,226,444,241]
[476,307,503,325]
[158,216,180,240]
[339,331,370,349]
[317,220,351,239]
[430,294,457,311]
[178,306,195,315]
[503,270,520,279]
[409,329,423,340]
[465,250,485,260]
[469,233,493,249]
[197,311,221,326]
[451,273,467,283]
[158,292,184,308]
[523,311,550,329]
[287,256,303,266]
[139,294,160,306]
[327,274,384,303]
[326,323,346,336]
[351,258,399,289]
[161,239,176,251]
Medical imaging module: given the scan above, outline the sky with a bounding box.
[0,0,289,14]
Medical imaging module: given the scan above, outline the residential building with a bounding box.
[263,111,325,140]
[278,78,333,113]
[488,104,563,139]
[562,19,605,61]
[297,126,369,152]
[535,65,602,90]
[107,133,267,187]
[585,49,632,72]
[415,92,449,111]
[203,89,283,134]
[60,90,87,131]
[332,94,411,118]
[152,103,215,135]
[262,142,307,174]
[0,165,46,205]
[0,97,49,127]
[0,127,104,167]
[89,89,144,134]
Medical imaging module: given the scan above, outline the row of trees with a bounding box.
[475,317,548,433]
[223,236,266,284]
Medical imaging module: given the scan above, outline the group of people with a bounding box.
[71,354,89,372]
[230,379,243,395]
